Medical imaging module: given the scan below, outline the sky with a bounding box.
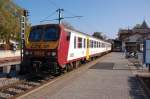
[13,0,150,39]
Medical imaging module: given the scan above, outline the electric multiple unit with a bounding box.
[21,24,112,74]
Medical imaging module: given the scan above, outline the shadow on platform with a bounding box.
[128,77,148,99]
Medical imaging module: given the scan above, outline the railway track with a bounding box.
[0,71,56,99]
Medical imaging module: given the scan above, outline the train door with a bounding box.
[86,37,90,60]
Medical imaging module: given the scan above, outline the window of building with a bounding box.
[78,37,82,48]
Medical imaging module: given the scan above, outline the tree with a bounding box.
[62,21,75,30]
[0,0,30,49]
[133,24,141,29]
[92,32,106,40]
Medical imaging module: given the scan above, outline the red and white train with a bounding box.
[21,24,112,74]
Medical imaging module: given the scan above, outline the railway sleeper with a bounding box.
[23,82,40,87]
[17,84,32,89]
[13,86,27,91]
[2,90,17,96]
[0,92,13,98]
[7,88,24,94]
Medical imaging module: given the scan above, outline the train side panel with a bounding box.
[66,30,112,62]
[67,31,87,61]
[57,26,70,68]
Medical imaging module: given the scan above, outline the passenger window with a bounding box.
[91,40,92,48]
[94,41,96,48]
[90,40,92,48]
[102,43,105,48]
[84,39,86,48]
[92,40,94,48]
[78,37,82,48]
[74,36,76,49]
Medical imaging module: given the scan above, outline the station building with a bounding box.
[118,20,150,52]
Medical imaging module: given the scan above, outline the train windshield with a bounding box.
[43,27,59,41]
[29,29,42,41]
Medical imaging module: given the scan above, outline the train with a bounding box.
[21,24,112,74]
[112,40,122,52]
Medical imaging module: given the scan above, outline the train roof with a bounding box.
[31,24,59,28]
[65,27,111,44]
[31,24,111,44]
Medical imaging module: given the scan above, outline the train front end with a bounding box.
[21,24,62,74]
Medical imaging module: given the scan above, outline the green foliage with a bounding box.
[62,21,75,30]
[0,0,30,49]
[93,32,103,39]
[92,32,107,40]
[133,24,141,29]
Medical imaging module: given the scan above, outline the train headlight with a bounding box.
[29,51,33,55]
[47,52,51,56]
[51,52,56,56]
[25,51,29,55]
[25,51,33,55]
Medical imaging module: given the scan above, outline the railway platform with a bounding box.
[0,50,20,76]
[0,56,20,65]
[19,52,149,99]
[0,56,20,77]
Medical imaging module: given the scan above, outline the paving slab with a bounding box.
[20,52,149,99]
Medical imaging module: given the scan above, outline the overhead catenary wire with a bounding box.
[48,0,82,19]
[47,0,81,18]
[44,0,100,34]
[40,8,83,24]
[54,4,99,33]
[64,9,78,17]
[39,0,61,24]
[40,11,57,23]
[63,16,83,19]
[47,0,60,8]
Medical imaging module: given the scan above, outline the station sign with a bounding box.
[144,40,150,64]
